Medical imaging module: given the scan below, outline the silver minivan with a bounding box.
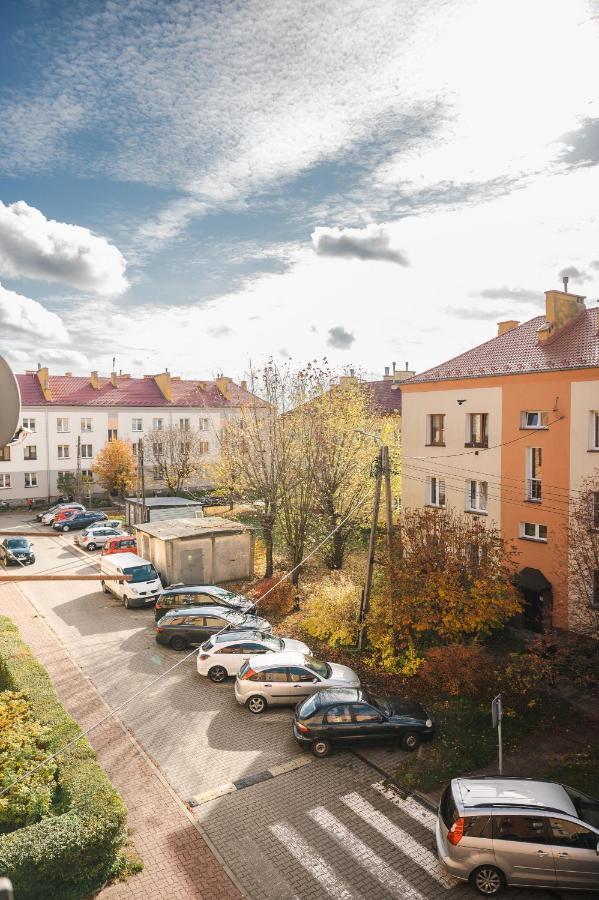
[436,776,599,895]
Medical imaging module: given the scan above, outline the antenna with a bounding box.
[563,275,569,293]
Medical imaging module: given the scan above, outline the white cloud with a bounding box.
[5,347,90,370]
[327,326,356,349]
[0,283,70,343]
[313,224,408,265]
[0,201,128,295]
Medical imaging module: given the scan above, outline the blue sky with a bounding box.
[1,0,599,381]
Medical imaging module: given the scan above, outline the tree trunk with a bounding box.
[327,528,345,570]
[263,524,274,578]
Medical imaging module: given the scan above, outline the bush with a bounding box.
[0,691,58,833]
[0,617,130,899]
[249,576,295,617]
[418,644,496,701]
[303,573,360,647]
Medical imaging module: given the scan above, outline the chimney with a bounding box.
[339,374,358,387]
[110,371,118,388]
[64,371,72,377]
[497,320,520,337]
[240,380,248,391]
[215,376,232,399]
[391,362,416,383]
[35,366,52,401]
[537,289,586,343]
[153,371,172,401]
[90,371,100,389]
[384,366,390,378]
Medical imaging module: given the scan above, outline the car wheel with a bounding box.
[208,666,228,683]
[29,558,35,565]
[169,636,187,651]
[246,695,267,714]
[87,543,97,551]
[401,731,421,752]
[62,525,70,532]
[101,580,110,594]
[471,866,505,896]
[311,739,332,758]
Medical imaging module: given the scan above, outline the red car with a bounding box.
[101,535,138,556]
[53,506,85,524]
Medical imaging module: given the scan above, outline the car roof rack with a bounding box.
[470,803,570,815]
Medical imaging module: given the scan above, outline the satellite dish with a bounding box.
[0,356,21,447]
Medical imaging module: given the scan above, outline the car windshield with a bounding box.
[260,634,283,651]
[201,638,215,651]
[124,564,158,583]
[565,786,599,829]
[7,539,29,549]
[304,657,331,679]
[367,693,392,716]
[298,695,320,718]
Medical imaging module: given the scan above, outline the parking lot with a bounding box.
[0,512,576,899]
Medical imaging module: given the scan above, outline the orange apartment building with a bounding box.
[401,287,599,634]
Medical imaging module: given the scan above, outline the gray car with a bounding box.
[436,776,599,895]
[234,651,360,714]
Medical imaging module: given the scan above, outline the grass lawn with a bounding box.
[542,746,599,799]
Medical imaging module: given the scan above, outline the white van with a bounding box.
[100,552,162,609]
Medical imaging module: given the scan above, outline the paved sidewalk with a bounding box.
[0,582,243,900]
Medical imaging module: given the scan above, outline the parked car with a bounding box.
[52,511,107,532]
[101,535,138,556]
[155,607,272,651]
[293,687,434,757]
[40,503,85,525]
[235,652,360,714]
[100,552,162,608]
[75,525,125,551]
[197,630,311,682]
[0,537,35,566]
[154,584,255,622]
[436,776,599,895]
[53,507,86,524]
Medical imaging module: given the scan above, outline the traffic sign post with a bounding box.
[492,693,503,775]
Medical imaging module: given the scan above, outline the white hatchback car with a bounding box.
[74,525,124,551]
[197,630,311,682]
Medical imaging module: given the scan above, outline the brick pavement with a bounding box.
[0,582,243,900]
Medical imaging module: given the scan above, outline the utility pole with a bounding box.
[75,436,82,503]
[381,444,393,561]
[139,438,147,523]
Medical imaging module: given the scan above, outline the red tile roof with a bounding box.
[406,308,599,384]
[16,373,268,408]
[364,380,402,414]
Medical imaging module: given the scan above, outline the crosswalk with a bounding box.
[270,780,458,899]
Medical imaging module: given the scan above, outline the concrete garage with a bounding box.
[125,495,204,526]
[134,516,254,586]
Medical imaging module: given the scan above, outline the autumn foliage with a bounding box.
[92,439,137,497]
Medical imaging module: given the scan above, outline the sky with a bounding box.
[1,0,599,383]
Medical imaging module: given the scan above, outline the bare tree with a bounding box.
[145,425,208,494]
[568,474,599,635]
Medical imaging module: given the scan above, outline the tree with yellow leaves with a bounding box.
[92,439,137,498]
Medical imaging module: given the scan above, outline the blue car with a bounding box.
[53,511,107,532]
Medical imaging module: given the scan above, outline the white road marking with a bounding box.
[342,792,456,889]
[270,821,359,900]
[372,781,437,831]
[310,805,426,900]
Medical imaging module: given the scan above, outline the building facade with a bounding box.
[0,368,263,503]
[401,288,599,634]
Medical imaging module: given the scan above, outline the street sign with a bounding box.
[492,693,503,775]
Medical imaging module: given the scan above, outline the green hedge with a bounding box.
[0,616,129,899]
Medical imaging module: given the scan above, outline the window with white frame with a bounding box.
[24,473,38,488]
[198,417,209,431]
[427,414,445,446]
[590,411,599,450]
[152,418,163,430]
[520,522,548,542]
[80,444,93,459]
[521,411,548,429]
[80,417,92,432]
[23,445,37,461]
[22,417,36,432]
[466,479,488,512]
[81,469,93,483]
[107,429,118,442]
[0,446,10,462]
[199,441,209,454]
[0,474,11,488]
[56,417,69,433]
[57,445,70,459]
[525,447,542,501]
[427,476,446,507]
[132,441,139,456]
[132,418,143,432]
[179,417,190,431]
[467,413,489,448]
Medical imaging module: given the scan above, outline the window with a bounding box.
[152,418,163,431]
[590,412,599,450]
[288,667,317,683]
[427,413,445,446]
[326,705,352,724]
[81,444,93,459]
[521,522,548,542]
[0,474,11,489]
[56,417,69,433]
[199,441,209,454]
[493,815,547,844]
[108,429,118,442]
[548,818,597,850]
[132,418,143,432]
[466,479,488,512]
[152,466,161,479]
[352,704,381,723]
[467,413,488,448]
[521,411,549,429]
[22,417,36,432]
[81,470,93,483]
[57,445,70,459]
[254,667,288,683]
[23,445,37,461]
[467,543,482,567]
[80,417,92,432]
[24,473,38,488]
[199,417,209,431]
[427,476,446,508]
[526,447,542,502]
[463,816,492,839]
[0,446,10,462]
[179,418,190,431]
